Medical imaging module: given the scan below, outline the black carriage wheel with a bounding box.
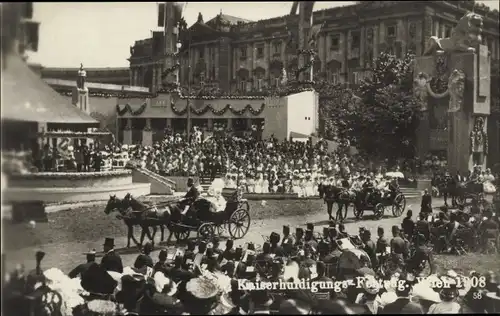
[198,223,215,241]
[228,209,250,239]
[392,194,406,217]
[374,203,384,220]
[174,227,190,242]
[216,224,226,236]
[353,204,363,220]
[240,200,250,212]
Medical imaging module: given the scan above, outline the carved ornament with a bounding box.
[470,116,488,153]
[447,69,466,113]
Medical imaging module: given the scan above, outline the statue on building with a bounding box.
[77,63,86,90]
[197,12,204,23]
[423,12,483,56]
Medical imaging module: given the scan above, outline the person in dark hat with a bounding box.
[116,274,147,314]
[222,239,235,261]
[306,223,314,232]
[153,250,170,275]
[402,209,415,241]
[305,230,318,252]
[184,240,196,262]
[269,232,281,252]
[295,227,305,246]
[68,249,98,279]
[170,255,195,284]
[407,233,434,276]
[179,177,200,215]
[376,226,389,255]
[100,237,123,273]
[256,242,273,275]
[134,241,154,270]
[361,230,378,269]
[421,189,432,215]
[390,225,407,269]
[211,237,222,256]
[415,211,431,242]
[282,225,291,244]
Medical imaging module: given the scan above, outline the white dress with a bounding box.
[247,179,255,193]
[262,180,270,194]
[305,180,314,197]
[483,174,497,194]
[299,180,306,197]
[254,178,263,194]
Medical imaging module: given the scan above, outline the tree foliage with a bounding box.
[318,52,419,161]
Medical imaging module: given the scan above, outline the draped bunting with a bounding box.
[116,103,147,116]
[170,102,265,116]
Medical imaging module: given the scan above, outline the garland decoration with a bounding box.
[161,63,181,79]
[116,103,147,116]
[295,49,317,80]
[170,102,266,116]
[10,170,132,180]
[470,117,488,154]
[60,90,153,99]
[37,130,111,137]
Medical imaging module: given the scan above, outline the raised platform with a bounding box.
[3,170,151,204]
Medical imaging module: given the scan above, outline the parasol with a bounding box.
[385,171,405,179]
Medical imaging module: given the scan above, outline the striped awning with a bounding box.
[2,54,99,126]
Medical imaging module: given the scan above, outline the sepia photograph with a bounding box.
[1,1,500,314]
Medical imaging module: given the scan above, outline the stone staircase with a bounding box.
[398,186,422,200]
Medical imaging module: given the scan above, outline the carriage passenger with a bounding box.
[180,178,200,215]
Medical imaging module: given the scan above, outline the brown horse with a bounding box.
[104,194,170,248]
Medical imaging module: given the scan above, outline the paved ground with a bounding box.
[3,195,498,276]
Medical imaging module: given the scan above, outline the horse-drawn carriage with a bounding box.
[352,187,406,220]
[170,188,251,242]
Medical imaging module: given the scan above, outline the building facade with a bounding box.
[129,1,500,94]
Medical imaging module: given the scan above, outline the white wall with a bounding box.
[261,96,288,141]
[286,91,317,139]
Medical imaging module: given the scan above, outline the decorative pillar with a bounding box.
[227,118,233,130]
[133,68,139,86]
[166,118,172,129]
[123,118,132,145]
[142,118,153,146]
[207,118,213,131]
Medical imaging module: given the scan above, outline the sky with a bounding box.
[27,1,499,68]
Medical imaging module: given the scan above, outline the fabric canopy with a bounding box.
[2,54,99,125]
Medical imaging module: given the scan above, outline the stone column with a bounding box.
[142,118,153,146]
[123,118,132,144]
[129,69,133,86]
[166,118,172,129]
[207,118,213,130]
[227,118,233,130]
[133,68,139,86]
